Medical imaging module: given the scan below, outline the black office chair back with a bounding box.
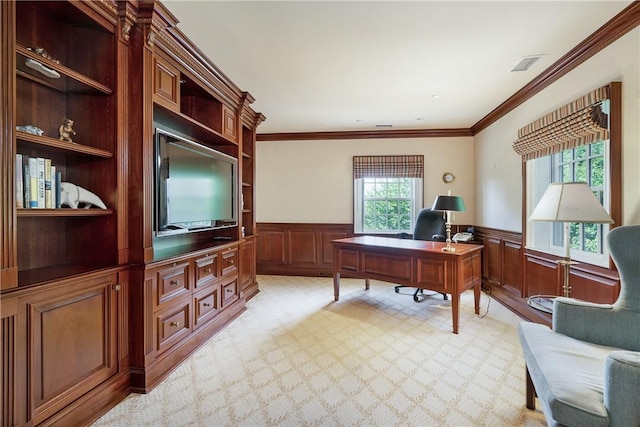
[413,208,446,241]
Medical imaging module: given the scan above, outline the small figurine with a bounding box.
[59,118,76,143]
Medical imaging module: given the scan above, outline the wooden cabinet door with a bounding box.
[27,273,118,425]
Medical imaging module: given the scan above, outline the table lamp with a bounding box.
[432,192,466,252]
[529,182,613,298]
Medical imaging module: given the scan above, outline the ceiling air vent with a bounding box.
[511,55,543,72]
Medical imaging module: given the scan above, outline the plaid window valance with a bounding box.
[353,155,424,179]
[512,86,610,161]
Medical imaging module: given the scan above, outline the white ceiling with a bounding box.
[163,1,633,134]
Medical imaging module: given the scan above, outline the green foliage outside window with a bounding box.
[362,177,413,232]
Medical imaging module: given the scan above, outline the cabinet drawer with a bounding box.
[193,286,220,328]
[153,55,180,111]
[156,262,190,307]
[156,299,191,354]
[195,253,218,289]
[221,248,238,277]
[221,276,239,307]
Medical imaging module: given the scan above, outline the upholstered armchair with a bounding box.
[518,225,640,426]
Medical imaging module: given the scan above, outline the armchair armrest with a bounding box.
[553,298,640,351]
[605,351,640,427]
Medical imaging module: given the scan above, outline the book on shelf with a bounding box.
[50,165,57,209]
[22,155,31,209]
[28,157,38,208]
[44,158,52,208]
[36,157,45,209]
[15,154,24,208]
[55,170,62,208]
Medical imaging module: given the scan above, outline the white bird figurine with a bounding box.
[59,182,107,209]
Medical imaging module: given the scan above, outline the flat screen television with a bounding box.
[154,128,237,236]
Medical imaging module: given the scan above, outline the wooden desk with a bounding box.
[332,236,483,334]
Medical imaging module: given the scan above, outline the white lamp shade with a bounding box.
[529,182,613,224]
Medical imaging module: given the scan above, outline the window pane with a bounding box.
[561,164,572,182]
[591,141,604,156]
[575,145,587,159]
[591,157,604,186]
[583,223,599,253]
[574,160,586,182]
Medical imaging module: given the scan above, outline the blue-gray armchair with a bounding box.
[518,225,640,426]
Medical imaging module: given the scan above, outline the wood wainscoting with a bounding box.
[257,223,620,325]
[256,223,353,277]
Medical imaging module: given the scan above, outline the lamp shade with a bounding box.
[432,195,466,212]
[529,182,613,223]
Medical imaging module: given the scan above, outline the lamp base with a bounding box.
[441,245,456,252]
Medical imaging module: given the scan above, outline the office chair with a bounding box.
[395,208,448,302]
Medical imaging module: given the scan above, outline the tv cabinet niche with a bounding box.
[126,1,264,394]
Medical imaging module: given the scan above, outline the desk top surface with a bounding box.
[332,235,483,256]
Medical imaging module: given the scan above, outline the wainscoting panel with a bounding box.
[257,223,352,276]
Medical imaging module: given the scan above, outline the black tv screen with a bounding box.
[155,128,237,235]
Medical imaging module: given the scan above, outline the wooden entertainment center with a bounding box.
[0,1,264,425]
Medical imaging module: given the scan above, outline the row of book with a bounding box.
[15,154,62,209]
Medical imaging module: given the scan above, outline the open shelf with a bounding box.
[16,131,113,158]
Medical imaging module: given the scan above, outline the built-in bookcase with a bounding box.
[13,1,118,286]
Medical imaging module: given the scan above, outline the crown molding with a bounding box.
[257,128,473,142]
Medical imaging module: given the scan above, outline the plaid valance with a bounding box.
[512,86,610,161]
[353,155,424,179]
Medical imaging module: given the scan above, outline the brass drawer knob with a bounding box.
[170,280,180,286]
[170,321,180,327]
[203,303,211,307]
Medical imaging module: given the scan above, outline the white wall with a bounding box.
[475,27,639,231]
[256,137,475,225]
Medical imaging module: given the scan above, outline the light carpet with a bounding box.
[93,275,546,426]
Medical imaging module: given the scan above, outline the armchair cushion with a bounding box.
[518,322,621,426]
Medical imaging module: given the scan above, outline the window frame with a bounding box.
[523,82,622,270]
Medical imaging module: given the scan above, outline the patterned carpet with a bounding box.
[93,275,546,426]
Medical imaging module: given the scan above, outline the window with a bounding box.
[353,155,423,234]
[354,177,422,233]
[523,91,615,268]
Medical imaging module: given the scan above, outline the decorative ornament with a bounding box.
[59,118,76,143]
[60,182,107,209]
